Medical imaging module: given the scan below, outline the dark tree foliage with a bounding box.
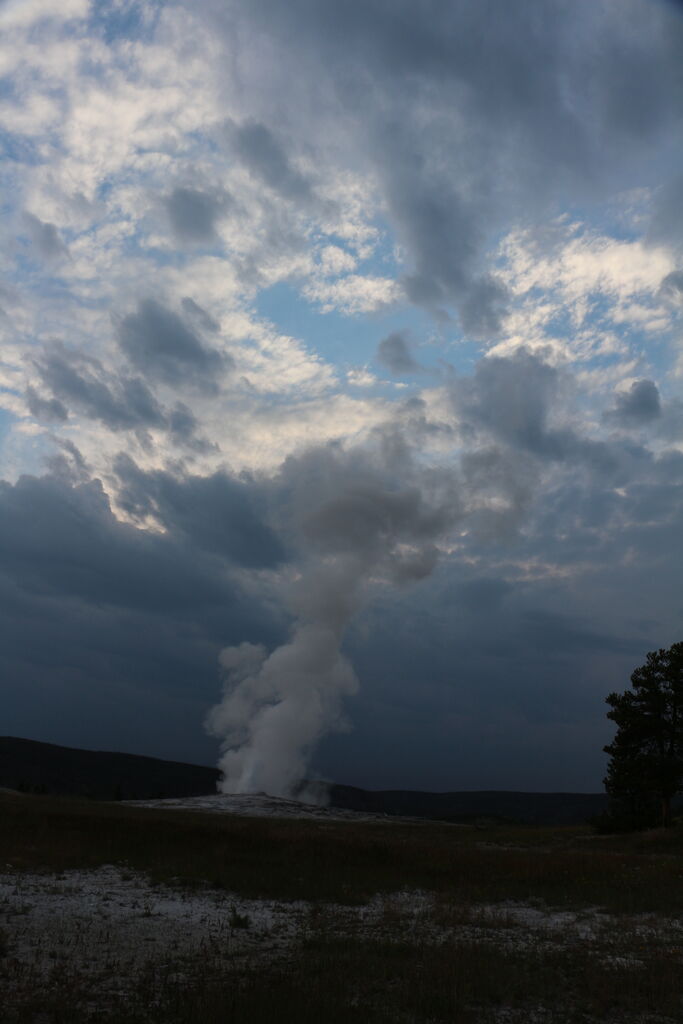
[603,642,683,829]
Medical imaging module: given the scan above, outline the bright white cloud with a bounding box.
[0,0,89,31]
[303,274,402,315]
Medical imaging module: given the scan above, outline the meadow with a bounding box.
[1,790,682,1023]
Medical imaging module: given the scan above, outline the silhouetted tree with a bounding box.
[604,642,683,828]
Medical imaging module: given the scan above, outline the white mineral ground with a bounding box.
[123,791,427,822]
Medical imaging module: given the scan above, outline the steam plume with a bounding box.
[206,434,453,799]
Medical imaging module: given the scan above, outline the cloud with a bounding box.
[181,297,219,333]
[302,274,401,315]
[116,299,230,391]
[166,402,216,453]
[8,343,683,790]
[114,456,286,570]
[650,174,683,247]
[660,270,683,300]
[456,349,567,457]
[32,343,165,433]
[201,0,683,333]
[23,212,67,261]
[0,0,88,31]
[458,275,510,338]
[606,379,662,427]
[384,164,510,332]
[165,187,228,244]
[30,342,211,449]
[25,385,69,424]
[376,332,421,375]
[0,466,283,763]
[448,350,633,492]
[233,120,312,204]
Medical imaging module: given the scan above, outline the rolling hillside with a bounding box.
[0,736,607,823]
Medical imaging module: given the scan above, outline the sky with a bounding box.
[2,0,683,795]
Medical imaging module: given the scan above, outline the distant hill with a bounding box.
[327,783,608,825]
[0,736,607,824]
[0,736,219,801]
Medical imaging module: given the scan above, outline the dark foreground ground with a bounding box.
[1,790,682,1023]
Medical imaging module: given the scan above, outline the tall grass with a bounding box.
[2,793,683,1022]
[1,792,682,912]
[4,929,682,1023]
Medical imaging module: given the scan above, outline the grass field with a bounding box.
[1,791,682,1022]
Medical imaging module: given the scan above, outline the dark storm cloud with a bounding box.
[379,154,510,332]
[233,120,312,203]
[6,364,683,788]
[25,385,68,423]
[26,337,681,790]
[31,343,211,449]
[336,585,648,791]
[33,343,166,431]
[455,350,572,459]
[450,350,623,486]
[605,379,662,427]
[0,467,284,764]
[114,456,286,570]
[50,439,88,478]
[376,332,421,375]
[166,402,216,453]
[458,276,510,339]
[0,472,221,609]
[23,211,67,261]
[437,348,670,554]
[323,439,683,791]
[117,298,230,391]
[165,186,228,243]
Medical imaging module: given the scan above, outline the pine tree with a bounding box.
[604,642,683,828]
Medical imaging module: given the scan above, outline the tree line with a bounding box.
[603,641,683,830]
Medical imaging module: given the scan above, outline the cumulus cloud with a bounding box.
[165,187,228,244]
[232,120,312,204]
[303,273,401,315]
[606,379,662,427]
[660,270,683,301]
[116,299,230,392]
[32,343,166,433]
[455,349,569,458]
[200,0,683,331]
[23,212,67,261]
[181,297,219,333]
[25,386,68,424]
[114,456,286,570]
[376,332,422,375]
[30,343,211,449]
